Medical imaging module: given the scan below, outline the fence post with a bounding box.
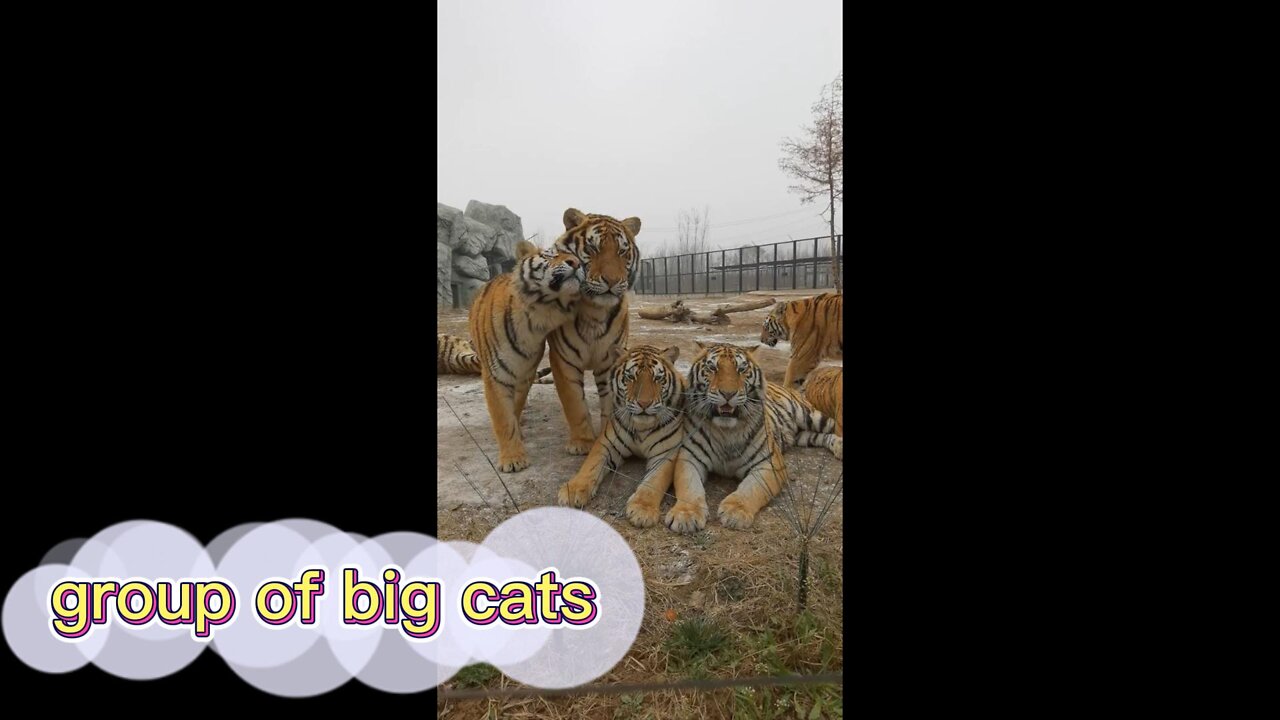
[792,240,798,290]
[812,237,819,289]
[773,242,778,290]
[721,250,726,294]
[739,248,744,294]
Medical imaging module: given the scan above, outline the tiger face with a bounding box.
[760,302,790,346]
[612,345,681,428]
[557,208,641,308]
[516,239,585,299]
[688,341,765,429]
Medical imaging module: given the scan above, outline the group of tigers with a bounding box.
[437,208,844,533]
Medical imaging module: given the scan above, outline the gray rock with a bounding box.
[453,217,497,256]
[438,200,525,309]
[437,203,465,245]
[453,276,486,309]
[453,253,490,281]
[465,200,522,263]
[437,243,453,306]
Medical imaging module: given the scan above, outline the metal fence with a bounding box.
[636,235,843,295]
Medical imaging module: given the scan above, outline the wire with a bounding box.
[642,207,815,233]
[440,671,844,701]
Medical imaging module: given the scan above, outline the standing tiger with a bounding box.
[666,341,842,533]
[556,345,684,528]
[468,239,585,472]
[437,333,481,374]
[801,366,843,436]
[760,292,844,388]
[546,208,642,455]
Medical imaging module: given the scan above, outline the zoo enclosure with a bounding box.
[636,235,843,295]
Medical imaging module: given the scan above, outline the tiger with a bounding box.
[801,366,843,436]
[665,341,842,533]
[556,345,685,528]
[468,239,585,472]
[437,333,481,374]
[759,292,844,388]
[438,333,552,379]
[545,208,642,455]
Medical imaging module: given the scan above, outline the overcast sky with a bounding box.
[437,0,842,254]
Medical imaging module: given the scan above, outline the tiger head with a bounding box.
[612,345,682,428]
[515,239,584,299]
[760,301,792,347]
[688,341,765,429]
[556,208,641,308]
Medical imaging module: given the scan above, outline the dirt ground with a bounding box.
[435,291,843,719]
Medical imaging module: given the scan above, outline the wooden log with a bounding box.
[711,297,775,316]
[688,311,730,325]
[638,299,684,320]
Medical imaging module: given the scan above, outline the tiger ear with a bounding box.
[515,240,539,260]
[663,345,679,363]
[694,340,708,350]
[621,217,641,236]
[563,208,587,230]
[743,344,760,357]
[774,301,787,313]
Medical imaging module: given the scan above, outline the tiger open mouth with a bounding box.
[716,404,738,418]
[762,337,778,347]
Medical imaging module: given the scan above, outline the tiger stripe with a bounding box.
[760,292,844,388]
[437,333,482,375]
[801,366,843,436]
[666,341,841,533]
[546,208,642,455]
[468,240,585,472]
[556,345,685,528]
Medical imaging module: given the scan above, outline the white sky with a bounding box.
[437,0,842,254]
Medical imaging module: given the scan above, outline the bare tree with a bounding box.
[676,205,711,256]
[779,72,843,291]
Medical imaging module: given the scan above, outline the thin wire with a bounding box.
[441,393,522,513]
[439,671,844,701]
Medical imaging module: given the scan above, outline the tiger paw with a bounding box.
[664,500,707,534]
[557,479,594,508]
[497,453,530,473]
[564,439,594,455]
[830,437,843,460]
[717,494,759,530]
[625,490,661,528]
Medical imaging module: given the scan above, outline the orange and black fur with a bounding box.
[760,292,843,388]
[468,240,584,472]
[557,345,685,528]
[437,333,481,374]
[546,208,642,455]
[666,342,841,533]
[801,366,843,436]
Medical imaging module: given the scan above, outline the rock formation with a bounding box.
[437,201,524,308]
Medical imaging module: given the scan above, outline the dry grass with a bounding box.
[435,476,844,720]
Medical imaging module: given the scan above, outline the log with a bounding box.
[711,297,775,315]
[638,300,685,320]
[688,311,730,325]
[637,296,772,325]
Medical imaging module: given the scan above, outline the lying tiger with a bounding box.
[438,332,553,381]
[801,366,843,436]
[556,344,684,528]
[666,341,842,533]
[760,292,843,388]
[468,239,585,472]
[437,333,481,374]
